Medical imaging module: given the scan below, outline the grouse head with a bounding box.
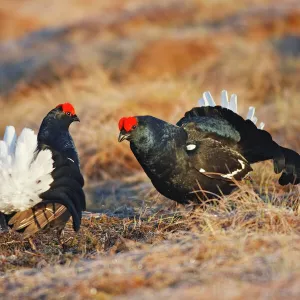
[118,116,166,143]
[118,115,185,153]
[40,103,80,133]
[37,102,80,156]
[45,103,80,129]
[118,116,138,142]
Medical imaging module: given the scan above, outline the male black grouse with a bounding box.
[118,90,300,204]
[0,103,85,238]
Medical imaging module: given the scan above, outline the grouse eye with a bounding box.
[66,112,71,116]
[132,125,137,130]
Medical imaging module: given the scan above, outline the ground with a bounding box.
[0,0,300,299]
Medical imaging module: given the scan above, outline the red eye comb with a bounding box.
[56,103,76,116]
[118,117,138,132]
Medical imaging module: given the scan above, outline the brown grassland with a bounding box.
[0,0,300,299]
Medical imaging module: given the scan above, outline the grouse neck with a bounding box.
[130,119,187,178]
[37,117,79,166]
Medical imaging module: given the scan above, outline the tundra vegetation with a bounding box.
[0,0,300,299]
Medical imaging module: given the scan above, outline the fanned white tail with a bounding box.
[198,90,265,129]
[0,126,54,214]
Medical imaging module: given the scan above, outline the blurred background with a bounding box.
[0,0,299,211]
[1,2,300,298]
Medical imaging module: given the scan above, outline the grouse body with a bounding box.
[118,91,300,204]
[0,103,85,238]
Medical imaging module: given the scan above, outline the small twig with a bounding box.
[24,250,43,257]
[0,240,24,246]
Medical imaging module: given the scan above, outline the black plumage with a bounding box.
[7,103,85,238]
[118,102,300,204]
[38,104,80,166]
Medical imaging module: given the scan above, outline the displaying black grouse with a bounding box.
[118,90,300,204]
[0,103,85,239]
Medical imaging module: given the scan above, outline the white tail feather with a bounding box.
[3,126,17,156]
[203,91,216,106]
[221,90,229,108]
[197,90,265,128]
[0,141,8,159]
[229,94,238,113]
[0,126,54,214]
[252,116,258,125]
[246,107,255,120]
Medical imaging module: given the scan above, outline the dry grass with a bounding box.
[0,0,300,298]
[0,180,300,298]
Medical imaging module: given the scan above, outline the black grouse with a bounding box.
[118,90,300,204]
[0,103,86,239]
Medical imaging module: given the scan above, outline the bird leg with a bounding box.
[0,212,9,233]
[57,228,70,250]
[28,237,37,251]
[57,228,64,245]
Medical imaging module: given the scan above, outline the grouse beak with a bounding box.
[72,115,80,122]
[118,131,130,142]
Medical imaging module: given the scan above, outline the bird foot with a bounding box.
[57,229,68,250]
